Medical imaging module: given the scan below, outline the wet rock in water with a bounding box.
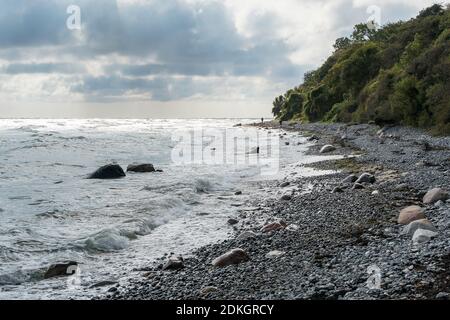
[127,163,155,173]
[307,135,319,141]
[341,174,358,184]
[332,187,343,194]
[402,219,437,237]
[162,256,184,270]
[236,231,256,241]
[227,218,239,225]
[266,250,285,258]
[280,182,290,188]
[412,228,437,244]
[398,206,425,225]
[423,188,449,204]
[200,286,219,295]
[352,183,365,190]
[280,194,292,201]
[261,221,287,233]
[356,173,376,184]
[320,145,336,154]
[88,164,126,179]
[285,142,290,146]
[44,261,78,279]
[211,248,249,267]
[234,191,242,195]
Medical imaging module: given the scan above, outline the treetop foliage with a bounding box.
[273,4,450,135]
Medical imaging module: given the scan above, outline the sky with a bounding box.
[0,0,441,118]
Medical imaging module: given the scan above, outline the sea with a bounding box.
[0,119,341,299]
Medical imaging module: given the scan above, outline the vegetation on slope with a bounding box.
[273,4,450,135]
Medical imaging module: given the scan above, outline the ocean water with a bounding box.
[0,119,341,299]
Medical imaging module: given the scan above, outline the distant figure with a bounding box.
[279,120,283,127]
[256,146,260,154]
[261,117,264,123]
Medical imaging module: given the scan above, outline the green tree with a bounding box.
[333,37,352,51]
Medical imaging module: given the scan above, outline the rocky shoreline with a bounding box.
[103,121,450,300]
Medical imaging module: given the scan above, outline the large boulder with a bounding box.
[88,164,126,179]
[402,219,437,237]
[307,135,319,142]
[127,163,156,173]
[44,261,78,279]
[423,188,449,204]
[236,231,256,241]
[320,145,336,154]
[356,173,376,184]
[261,221,287,233]
[280,194,292,201]
[398,206,425,225]
[412,229,438,244]
[341,174,358,184]
[211,248,249,267]
[162,256,184,270]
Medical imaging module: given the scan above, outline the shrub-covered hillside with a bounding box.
[272,4,450,134]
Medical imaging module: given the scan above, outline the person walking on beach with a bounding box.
[261,117,264,123]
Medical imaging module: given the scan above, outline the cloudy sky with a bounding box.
[0,0,439,118]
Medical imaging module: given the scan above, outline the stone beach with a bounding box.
[103,121,450,300]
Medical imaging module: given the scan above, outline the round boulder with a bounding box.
[162,256,184,270]
[44,261,78,279]
[88,164,126,179]
[412,228,437,244]
[423,188,449,204]
[356,173,376,184]
[398,206,425,225]
[236,231,256,241]
[127,163,155,173]
[402,219,437,237]
[261,221,287,233]
[320,145,336,154]
[341,174,358,184]
[211,248,249,267]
